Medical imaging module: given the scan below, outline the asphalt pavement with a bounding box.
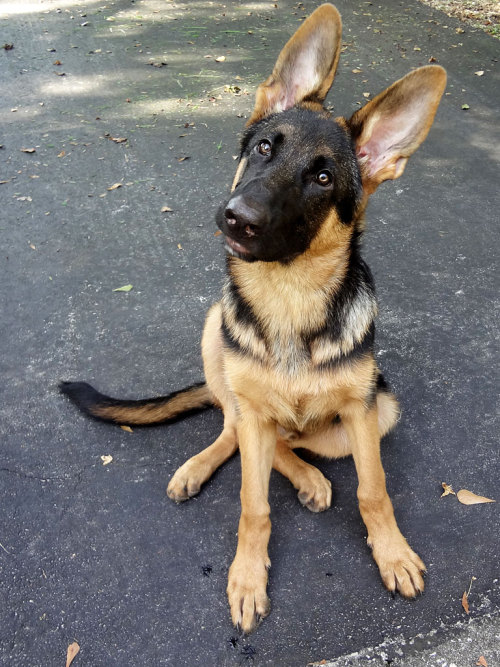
[1,1,498,665]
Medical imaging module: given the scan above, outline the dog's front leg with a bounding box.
[227,408,276,633]
[342,403,426,598]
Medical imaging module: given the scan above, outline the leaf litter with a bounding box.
[457,489,495,505]
[66,642,80,667]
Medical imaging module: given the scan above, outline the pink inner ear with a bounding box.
[358,99,427,177]
[276,44,323,112]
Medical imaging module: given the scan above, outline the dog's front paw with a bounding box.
[166,457,210,502]
[227,552,271,633]
[370,537,426,598]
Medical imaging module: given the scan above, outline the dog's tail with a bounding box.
[59,381,214,426]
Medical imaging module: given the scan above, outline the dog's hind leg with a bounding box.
[272,439,332,512]
[167,418,238,502]
[273,387,399,511]
[167,301,240,502]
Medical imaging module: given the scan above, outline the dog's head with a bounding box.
[216,3,446,263]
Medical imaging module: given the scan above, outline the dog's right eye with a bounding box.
[257,140,272,156]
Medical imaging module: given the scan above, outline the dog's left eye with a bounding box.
[257,140,272,156]
[316,170,333,187]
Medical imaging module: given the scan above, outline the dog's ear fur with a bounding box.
[247,4,342,125]
[348,65,447,194]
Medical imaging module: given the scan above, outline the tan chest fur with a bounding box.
[224,350,376,434]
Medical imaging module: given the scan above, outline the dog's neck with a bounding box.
[229,245,349,333]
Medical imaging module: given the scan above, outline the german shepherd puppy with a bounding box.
[61,4,446,633]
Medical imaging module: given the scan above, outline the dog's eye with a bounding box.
[316,170,333,187]
[257,140,272,156]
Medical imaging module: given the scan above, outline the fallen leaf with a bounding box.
[105,134,127,143]
[177,156,189,162]
[177,243,183,250]
[21,147,36,153]
[476,656,488,667]
[161,206,173,212]
[474,71,484,76]
[456,27,465,34]
[29,243,36,250]
[120,425,133,433]
[107,182,122,190]
[54,71,66,76]
[441,482,455,497]
[53,60,62,65]
[462,590,470,614]
[101,455,113,465]
[66,642,80,667]
[215,55,226,62]
[457,489,495,505]
[461,104,470,110]
[413,46,421,51]
[362,92,370,98]
[214,230,222,237]
[428,56,437,63]
[2,43,14,50]
[113,284,133,292]
[352,68,362,74]
[57,150,66,158]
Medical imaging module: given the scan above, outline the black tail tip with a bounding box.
[59,381,102,410]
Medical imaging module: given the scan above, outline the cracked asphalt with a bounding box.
[0,0,498,665]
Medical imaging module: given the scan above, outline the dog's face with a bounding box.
[215,3,446,266]
[216,107,362,263]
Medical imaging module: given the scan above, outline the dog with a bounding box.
[60,3,446,633]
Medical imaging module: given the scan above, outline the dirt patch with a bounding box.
[418,0,500,37]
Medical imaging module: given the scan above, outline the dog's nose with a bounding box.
[224,195,264,237]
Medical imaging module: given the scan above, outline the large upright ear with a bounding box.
[247,4,342,125]
[348,66,447,194]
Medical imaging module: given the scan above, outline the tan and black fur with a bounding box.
[60,4,447,634]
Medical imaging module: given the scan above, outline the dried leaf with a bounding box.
[177,243,183,250]
[177,156,189,162]
[161,206,173,212]
[428,56,437,63]
[441,482,455,497]
[476,656,488,667]
[53,60,62,65]
[107,182,122,190]
[474,71,484,76]
[352,68,362,74]
[462,590,469,614]
[57,150,66,158]
[120,425,133,433]
[214,230,222,237]
[21,147,36,153]
[215,55,226,62]
[413,46,421,51]
[457,489,495,505]
[101,455,113,465]
[362,92,370,98]
[55,71,66,76]
[106,135,127,143]
[113,284,133,292]
[66,642,80,667]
